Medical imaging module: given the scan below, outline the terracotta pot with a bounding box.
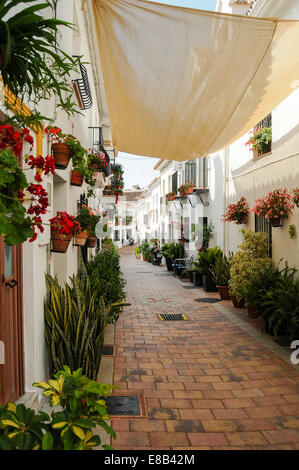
[142,255,146,261]
[247,304,262,319]
[89,162,101,171]
[52,143,72,169]
[231,294,245,308]
[51,231,72,253]
[71,170,84,187]
[167,195,175,201]
[74,230,89,247]
[217,285,231,300]
[185,187,194,194]
[179,191,186,197]
[87,236,97,248]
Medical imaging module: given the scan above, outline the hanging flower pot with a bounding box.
[222,197,250,225]
[87,236,97,248]
[73,229,89,247]
[269,217,283,227]
[71,170,84,187]
[51,143,72,169]
[50,211,81,253]
[51,231,72,253]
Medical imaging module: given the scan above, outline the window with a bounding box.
[253,113,272,157]
[172,171,178,194]
[255,214,272,258]
[198,157,208,188]
[185,160,196,185]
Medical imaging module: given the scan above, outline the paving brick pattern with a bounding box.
[111,251,299,450]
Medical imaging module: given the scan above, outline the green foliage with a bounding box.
[160,242,184,261]
[144,247,151,262]
[288,224,296,239]
[140,240,150,254]
[246,262,299,338]
[0,148,33,244]
[192,221,214,249]
[0,0,81,129]
[44,274,109,380]
[247,127,272,155]
[101,238,118,254]
[210,254,232,286]
[135,246,141,255]
[0,367,115,450]
[85,249,127,324]
[229,230,271,302]
[193,247,222,277]
[75,206,101,233]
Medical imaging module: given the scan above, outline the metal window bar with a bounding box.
[255,214,272,258]
[72,61,93,110]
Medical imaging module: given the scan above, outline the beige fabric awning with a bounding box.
[92,0,299,161]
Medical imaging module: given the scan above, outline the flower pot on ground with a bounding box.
[247,304,262,318]
[231,294,245,308]
[51,142,72,169]
[229,230,271,307]
[217,285,231,300]
[192,270,202,287]
[71,170,84,187]
[160,242,185,271]
[210,254,232,300]
[202,275,218,292]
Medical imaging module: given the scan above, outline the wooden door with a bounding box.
[0,239,24,404]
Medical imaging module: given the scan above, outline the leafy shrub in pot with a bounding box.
[210,254,232,300]
[193,246,222,292]
[229,230,271,304]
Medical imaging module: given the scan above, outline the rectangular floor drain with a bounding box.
[105,396,140,416]
[158,313,187,321]
[102,345,114,356]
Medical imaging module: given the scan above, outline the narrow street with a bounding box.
[110,250,299,450]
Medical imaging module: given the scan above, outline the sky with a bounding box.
[119,0,217,189]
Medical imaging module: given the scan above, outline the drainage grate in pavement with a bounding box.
[183,285,196,289]
[158,313,187,321]
[195,297,221,303]
[102,345,114,356]
[136,271,152,274]
[272,337,291,348]
[104,396,140,416]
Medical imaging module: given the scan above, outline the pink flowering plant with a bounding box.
[292,188,299,208]
[245,126,272,156]
[253,188,294,222]
[222,197,250,225]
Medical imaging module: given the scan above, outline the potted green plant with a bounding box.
[74,206,94,246]
[161,242,185,271]
[193,247,222,292]
[49,211,81,253]
[229,230,271,308]
[210,254,232,300]
[87,211,101,248]
[245,126,272,156]
[135,246,141,259]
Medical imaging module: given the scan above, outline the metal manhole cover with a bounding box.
[158,313,188,321]
[195,298,221,303]
[102,345,114,356]
[104,396,140,416]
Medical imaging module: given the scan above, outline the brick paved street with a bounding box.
[110,250,299,450]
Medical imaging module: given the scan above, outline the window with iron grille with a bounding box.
[185,160,196,185]
[172,171,178,194]
[253,113,272,157]
[255,214,272,258]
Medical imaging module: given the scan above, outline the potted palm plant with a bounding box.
[210,254,232,300]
